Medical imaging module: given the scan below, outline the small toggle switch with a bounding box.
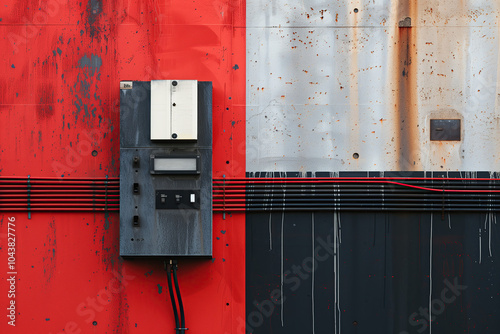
[133,215,140,227]
[133,183,140,194]
[133,156,140,168]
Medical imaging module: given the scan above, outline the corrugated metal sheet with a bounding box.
[246,0,500,172]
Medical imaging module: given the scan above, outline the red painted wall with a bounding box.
[0,0,245,333]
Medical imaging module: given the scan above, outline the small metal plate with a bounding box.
[155,190,201,210]
[120,81,133,90]
[430,119,461,141]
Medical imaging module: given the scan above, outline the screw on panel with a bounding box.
[133,156,140,168]
[172,133,178,139]
[353,153,360,159]
[172,81,178,86]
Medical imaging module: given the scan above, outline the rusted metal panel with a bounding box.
[246,0,500,172]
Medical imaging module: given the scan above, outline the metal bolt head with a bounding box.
[172,81,178,86]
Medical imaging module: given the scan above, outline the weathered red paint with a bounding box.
[0,0,245,333]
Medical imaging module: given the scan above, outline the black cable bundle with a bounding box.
[165,260,187,334]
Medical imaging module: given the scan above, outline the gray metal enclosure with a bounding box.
[120,81,212,257]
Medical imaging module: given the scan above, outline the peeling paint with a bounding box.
[86,0,103,38]
[78,54,103,76]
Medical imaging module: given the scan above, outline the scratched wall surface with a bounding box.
[0,1,245,333]
[246,0,500,172]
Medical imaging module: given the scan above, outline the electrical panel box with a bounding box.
[151,80,198,140]
[119,80,212,257]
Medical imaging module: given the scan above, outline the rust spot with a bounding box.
[319,9,327,19]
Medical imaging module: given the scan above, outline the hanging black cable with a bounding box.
[165,260,180,334]
[172,261,187,333]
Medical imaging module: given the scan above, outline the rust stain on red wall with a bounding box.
[0,0,245,333]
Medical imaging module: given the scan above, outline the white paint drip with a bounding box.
[479,227,482,264]
[448,213,452,230]
[489,215,493,258]
[332,172,341,334]
[488,172,494,257]
[335,211,342,333]
[429,213,433,334]
[266,174,274,251]
[269,213,273,251]
[312,212,315,334]
[338,213,342,244]
[280,210,284,327]
[334,211,338,334]
[483,211,495,258]
[280,173,286,327]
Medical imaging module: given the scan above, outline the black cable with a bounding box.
[172,261,186,334]
[165,261,180,334]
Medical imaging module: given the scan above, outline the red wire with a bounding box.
[213,178,500,193]
[213,177,500,181]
